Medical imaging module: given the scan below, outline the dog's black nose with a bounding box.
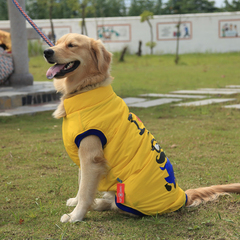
[44,49,54,59]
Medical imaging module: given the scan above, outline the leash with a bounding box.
[11,0,54,47]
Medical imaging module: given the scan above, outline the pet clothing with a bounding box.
[62,85,186,216]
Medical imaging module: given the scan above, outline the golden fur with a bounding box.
[46,33,113,119]
[44,33,240,223]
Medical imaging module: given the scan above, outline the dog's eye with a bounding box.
[67,43,74,48]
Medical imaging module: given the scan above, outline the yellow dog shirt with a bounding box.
[62,85,186,216]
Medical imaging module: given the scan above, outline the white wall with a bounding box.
[1,11,240,54]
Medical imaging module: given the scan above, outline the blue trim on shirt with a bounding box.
[75,129,107,148]
[115,196,146,217]
[115,194,188,216]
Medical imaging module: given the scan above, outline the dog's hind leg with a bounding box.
[66,171,81,207]
[60,135,107,223]
[91,192,118,211]
[92,192,140,217]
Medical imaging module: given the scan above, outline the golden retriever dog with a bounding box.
[44,33,240,223]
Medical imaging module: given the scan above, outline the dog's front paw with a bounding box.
[66,197,78,206]
[60,214,71,223]
[60,213,83,223]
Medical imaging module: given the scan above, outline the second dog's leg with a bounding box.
[61,135,107,223]
[66,171,81,207]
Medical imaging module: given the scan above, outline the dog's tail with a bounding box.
[185,183,240,207]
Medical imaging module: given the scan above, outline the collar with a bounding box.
[64,85,115,115]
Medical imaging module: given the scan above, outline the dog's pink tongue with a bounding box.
[46,64,65,79]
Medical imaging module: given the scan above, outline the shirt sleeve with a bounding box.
[74,129,107,148]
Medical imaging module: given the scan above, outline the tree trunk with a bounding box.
[119,47,127,62]
[136,40,142,56]
[175,19,181,64]
[147,19,153,55]
[49,0,55,44]
[81,4,88,36]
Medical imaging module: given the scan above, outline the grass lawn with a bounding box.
[1,53,240,239]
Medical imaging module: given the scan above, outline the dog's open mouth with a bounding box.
[46,60,80,79]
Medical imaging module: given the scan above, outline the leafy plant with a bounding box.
[140,10,156,54]
[28,40,44,57]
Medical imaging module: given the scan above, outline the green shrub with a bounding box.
[28,40,44,57]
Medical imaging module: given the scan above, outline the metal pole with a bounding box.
[7,0,33,86]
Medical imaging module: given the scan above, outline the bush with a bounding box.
[28,40,44,57]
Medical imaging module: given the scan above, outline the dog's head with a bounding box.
[44,33,112,94]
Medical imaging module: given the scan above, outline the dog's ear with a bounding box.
[90,39,112,74]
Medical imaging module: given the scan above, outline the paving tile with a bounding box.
[1,82,240,115]
[0,81,55,93]
[174,98,235,107]
[223,104,240,109]
[0,102,59,116]
[171,89,239,95]
[0,91,29,97]
[122,97,146,104]
[198,88,240,93]
[225,85,240,88]
[128,98,182,108]
[139,93,206,99]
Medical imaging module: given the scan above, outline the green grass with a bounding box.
[111,52,240,97]
[31,52,240,94]
[1,53,240,239]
